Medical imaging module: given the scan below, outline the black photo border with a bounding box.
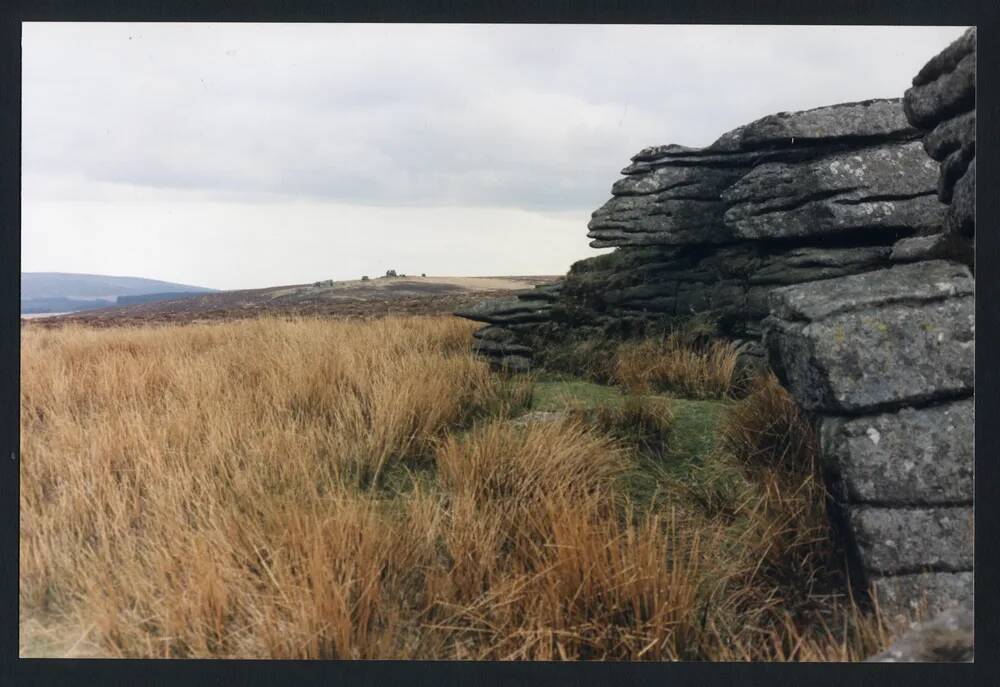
[1,1,997,685]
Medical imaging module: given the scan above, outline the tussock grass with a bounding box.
[568,394,675,455]
[613,335,739,399]
[436,420,624,508]
[20,316,526,657]
[538,337,620,383]
[21,318,888,660]
[723,372,816,470]
[711,373,892,658]
[720,372,830,591]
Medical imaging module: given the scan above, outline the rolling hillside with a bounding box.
[21,273,217,314]
[23,275,560,325]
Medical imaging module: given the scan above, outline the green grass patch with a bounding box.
[531,379,729,452]
[530,379,626,411]
[618,396,735,514]
[663,397,731,467]
[531,379,730,462]
[526,377,736,516]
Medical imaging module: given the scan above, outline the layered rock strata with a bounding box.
[458,98,945,371]
[902,27,976,264]
[763,29,975,621]
[764,261,974,619]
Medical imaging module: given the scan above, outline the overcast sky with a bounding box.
[22,23,968,290]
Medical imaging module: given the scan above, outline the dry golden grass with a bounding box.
[20,316,525,657]
[613,335,739,399]
[20,317,889,660]
[711,373,893,659]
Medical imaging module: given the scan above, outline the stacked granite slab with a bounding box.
[762,30,976,621]
[459,98,945,370]
[763,261,974,619]
[901,27,975,265]
[457,283,562,372]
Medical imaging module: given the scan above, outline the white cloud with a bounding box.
[21,185,598,290]
[21,23,969,288]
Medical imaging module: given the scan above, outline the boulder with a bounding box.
[819,398,973,504]
[766,260,971,321]
[473,325,522,344]
[722,141,943,240]
[765,262,974,413]
[903,51,976,129]
[620,150,761,175]
[911,27,976,88]
[870,572,974,623]
[946,158,975,238]
[735,98,920,148]
[922,110,975,161]
[611,164,744,198]
[903,26,975,266]
[937,143,975,204]
[587,192,735,247]
[849,505,974,575]
[746,246,891,285]
[867,606,973,662]
[889,234,953,263]
[471,338,533,357]
[766,295,973,413]
[631,143,704,161]
[454,297,552,325]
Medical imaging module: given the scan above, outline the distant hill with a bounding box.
[22,273,217,314]
[31,275,561,325]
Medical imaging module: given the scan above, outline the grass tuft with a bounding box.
[613,335,739,399]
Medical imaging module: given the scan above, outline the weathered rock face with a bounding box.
[588,99,939,249]
[760,29,976,625]
[904,28,976,128]
[460,98,945,371]
[454,283,562,372]
[871,573,974,624]
[764,263,974,621]
[722,143,942,240]
[902,27,976,264]
[819,400,973,505]
[766,261,974,413]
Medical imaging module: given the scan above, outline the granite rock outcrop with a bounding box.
[456,29,976,641]
[903,27,976,262]
[764,29,975,621]
[458,97,945,373]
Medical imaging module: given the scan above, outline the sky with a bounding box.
[22,23,969,290]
